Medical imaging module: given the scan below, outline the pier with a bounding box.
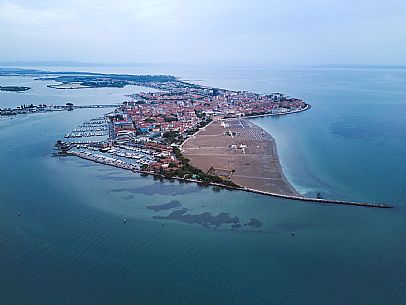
[67,151,138,171]
[0,103,120,116]
[241,187,393,209]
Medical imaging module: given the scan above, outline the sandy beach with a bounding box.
[182,118,300,197]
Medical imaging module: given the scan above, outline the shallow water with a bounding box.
[0,66,405,305]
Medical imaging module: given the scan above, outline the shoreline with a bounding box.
[54,102,394,209]
[255,121,300,197]
[62,150,393,209]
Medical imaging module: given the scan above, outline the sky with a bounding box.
[0,0,405,65]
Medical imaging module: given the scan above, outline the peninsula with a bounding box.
[0,68,390,207]
[42,69,310,195]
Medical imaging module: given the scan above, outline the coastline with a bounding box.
[63,150,393,208]
[32,67,393,208]
[255,120,300,197]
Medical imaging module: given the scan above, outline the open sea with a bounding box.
[0,65,405,305]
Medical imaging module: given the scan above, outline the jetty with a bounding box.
[67,151,138,171]
[0,103,119,116]
[241,187,393,208]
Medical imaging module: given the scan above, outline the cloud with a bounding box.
[0,0,405,64]
[0,2,72,25]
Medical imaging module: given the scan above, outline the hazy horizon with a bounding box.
[2,61,406,69]
[1,0,406,65]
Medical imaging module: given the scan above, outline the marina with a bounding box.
[64,117,109,138]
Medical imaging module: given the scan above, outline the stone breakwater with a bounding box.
[241,187,393,208]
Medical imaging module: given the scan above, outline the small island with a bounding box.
[0,86,31,92]
[45,74,177,89]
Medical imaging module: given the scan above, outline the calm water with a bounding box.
[0,66,405,305]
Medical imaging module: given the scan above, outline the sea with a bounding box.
[0,65,405,305]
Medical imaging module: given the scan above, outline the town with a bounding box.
[55,78,310,187]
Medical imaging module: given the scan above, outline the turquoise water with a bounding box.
[0,67,405,305]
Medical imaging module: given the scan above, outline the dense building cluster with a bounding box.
[108,81,309,142]
[54,79,308,186]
